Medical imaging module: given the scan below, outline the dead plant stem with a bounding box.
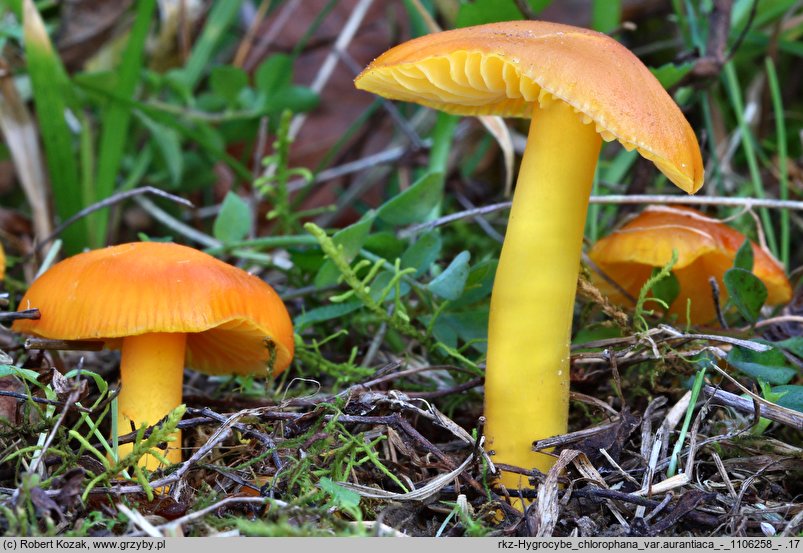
[400,195,803,238]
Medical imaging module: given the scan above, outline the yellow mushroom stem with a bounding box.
[117,332,187,469]
[483,99,602,504]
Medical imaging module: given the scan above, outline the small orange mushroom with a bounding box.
[588,206,792,324]
[13,242,294,468]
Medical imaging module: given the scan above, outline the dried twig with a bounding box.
[184,406,283,471]
[0,390,91,413]
[138,496,281,537]
[0,309,40,323]
[336,453,474,501]
[93,410,247,495]
[284,0,374,143]
[572,487,720,527]
[400,195,803,238]
[35,187,194,253]
[135,196,218,248]
[24,338,104,351]
[703,384,803,430]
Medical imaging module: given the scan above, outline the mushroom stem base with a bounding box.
[117,332,186,469]
[483,100,602,506]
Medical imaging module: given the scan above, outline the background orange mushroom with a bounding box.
[13,242,294,468]
[588,206,792,324]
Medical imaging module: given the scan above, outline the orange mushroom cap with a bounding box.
[588,206,792,324]
[355,20,704,193]
[0,243,5,281]
[13,242,294,376]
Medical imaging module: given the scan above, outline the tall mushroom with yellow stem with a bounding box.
[13,242,294,469]
[355,21,704,502]
[589,206,792,324]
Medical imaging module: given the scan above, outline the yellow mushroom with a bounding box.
[355,21,703,505]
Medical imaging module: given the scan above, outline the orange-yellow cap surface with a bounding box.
[13,242,294,376]
[355,20,703,194]
[0,242,5,281]
[588,206,792,323]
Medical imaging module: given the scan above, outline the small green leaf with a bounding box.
[733,239,754,272]
[428,309,489,353]
[210,66,249,106]
[213,192,252,243]
[263,86,319,114]
[776,337,803,358]
[428,251,471,300]
[295,301,362,330]
[649,62,694,89]
[376,172,444,225]
[727,343,797,385]
[455,0,550,27]
[592,0,620,32]
[255,55,293,95]
[332,214,375,259]
[0,365,41,383]
[650,268,680,307]
[318,477,361,513]
[450,259,497,308]
[369,270,411,302]
[771,385,803,413]
[456,0,523,27]
[400,231,442,277]
[363,231,405,261]
[251,55,318,118]
[137,114,183,186]
[724,267,767,323]
[195,91,228,112]
[572,325,623,348]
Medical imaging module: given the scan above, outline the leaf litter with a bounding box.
[0,0,801,540]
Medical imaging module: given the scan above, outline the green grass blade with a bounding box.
[699,91,724,194]
[429,112,459,176]
[74,79,252,180]
[181,0,244,90]
[78,111,95,233]
[667,365,706,477]
[3,0,22,18]
[21,0,84,252]
[592,0,620,33]
[290,0,338,57]
[587,168,600,243]
[427,112,459,218]
[764,57,789,270]
[90,0,157,248]
[722,61,778,257]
